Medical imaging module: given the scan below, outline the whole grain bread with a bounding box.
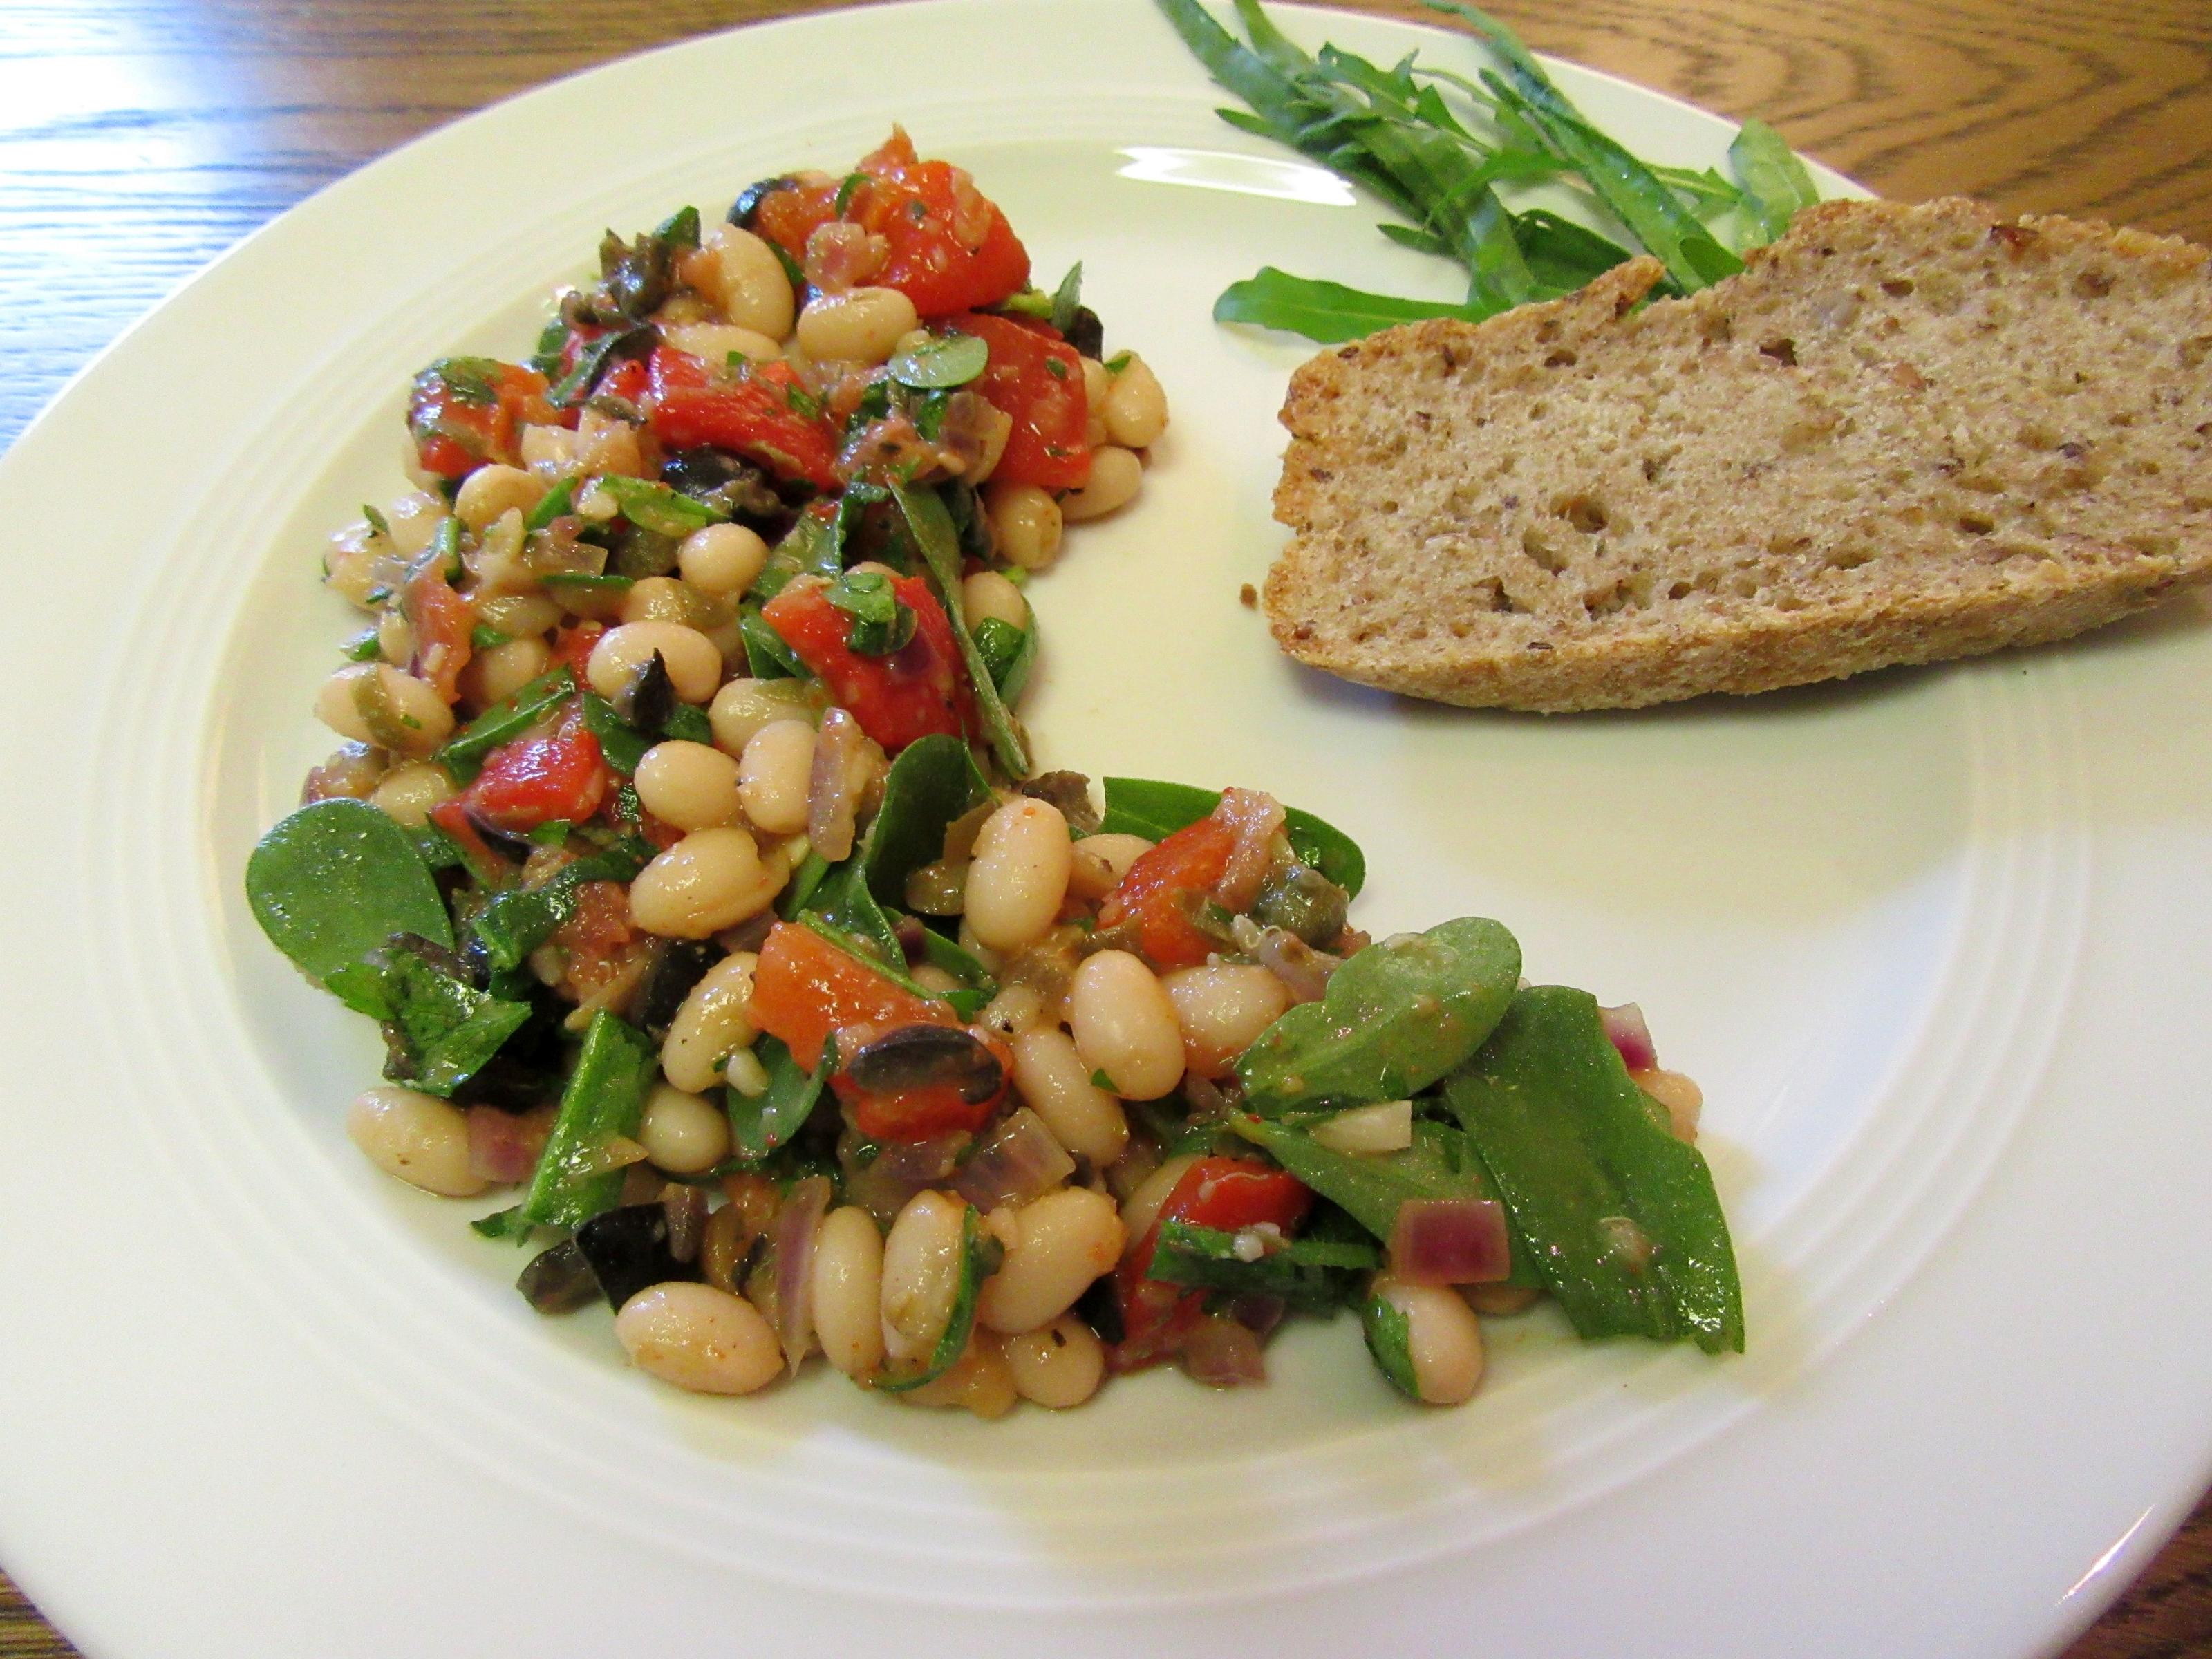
[1266,197,2212,711]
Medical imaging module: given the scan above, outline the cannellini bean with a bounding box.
[1634,1067,1705,1141]
[1068,832,1153,902]
[375,609,414,667]
[572,406,646,478]
[1080,356,1112,417]
[629,827,769,939]
[518,422,577,474]
[1069,950,1184,1100]
[960,570,1029,632]
[464,637,552,707]
[619,576,717,628]
[1373,1275,1485,1405]
[1060,445,1143,522]
[738,718,816,836]
[635,740,744,832]
[1118,1153,1199,1245]
[615,1282,783,1395]
[660,951,758,1094]
[474,592,563,641]
[636,1082,731,1175]
[881,1190,969,1364]
[347,1085,485,1197]
[795,285,920,365]
[901,1333,1018,1418]
[1102,353,1169,449]
[709,676,816,756]
[703,223,798,340]
[810,1206,887,1378]
[384,491,448,556]
[453,463,545,532]
[1004,1313,1106,1409]
[983,481,1062,570]
[964,798,1071,952]
[587,621,723,705]
[1161,964,1293,1079]
[369,760,457,827]
[661,321,783,365]
[1463,1283,1542,1317]
[1011,1027,1130,1168]
[976,1187,1125,1335]
[679,523,771,599]
[314,664,454,756]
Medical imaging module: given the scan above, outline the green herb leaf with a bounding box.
[343,629,383,662]
[517,1011,657,1232]
[1148,1216,1377,1312]
[892,483,1031,778]
[727,1035,826,1161]
[1215,265,1501,344]
[739,608,808,680]
[362,503,391,538]
[854,733,994,911]
[1047,261,1085,335]
[523,475,577,534]
[324,936,532,1097]
[247,800,455,984]
[653,204,702,252]
[1729,116,1821,243]
[596,475,729,538]
[547,326,650,408]
[888,332,991,390]
[468,841,652,972]
[1442,986,1743,1353]
[1237,917,1520,1114]
[825,568,919,656]
[577,692,652,776]
[1098,776,1365,896]
[435,667,577,782]
[971,616,1034,700]
[1359,1286,1421,1397]
[875,1206,996,1392]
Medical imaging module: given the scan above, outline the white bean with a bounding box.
[1060,445,1143,522]
[1004,1314,1106,1409]
[880,1190,969,1364]
[660,950,759,1094]
[463,637,551,708]
[637,1082,731,1175]
[709,677,816,756]
[1011,1027,1130,1168]
[474,592,563,640]
[811,1206,888,1378]
[587,621,723,706]
[347,1086,485,1197]
[369,760,457,827]
[635,740,744,832]
[518,422,577,474]
[1374,1274,1486,1406]
[704,223,798,340]
[375,608,415,666]
[795,285,920,365]
[619,576,712,628]
[629,827,769,939]
[615,1282,783,1395]
[900,1333,1018,1418]
[660,321,783,365]
[983,481,1062,570]
[453,463,545,532]
[679,523,771,599]
[1069,950,1184,1100]
[976,1187,1125,1335]
[1118,1153,1198,1246]
[384,491,448,556]
[1102,353,1170,449]
[965,798,1072,952]
[738,718,816,836]
[1634,1067,1705,1142]
[314,664,455,756]
[1068,832,1153,902]
[960,570,1030,632]
[1161,964,1293,1080]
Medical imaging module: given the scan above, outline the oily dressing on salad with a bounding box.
[247,126,1741,1417]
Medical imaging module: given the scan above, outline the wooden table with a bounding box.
[2,0,2206,1652]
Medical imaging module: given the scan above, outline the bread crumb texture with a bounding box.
[1266,198,2212,711]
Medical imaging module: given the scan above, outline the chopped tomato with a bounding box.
[462,713,608,834]
[646,346,841,491]
[1109,1158,1313,1372]
[946,312,1090,489]
[836,1031,1014,1141]
[429,799,512,886]
[597,357,650,406]
[407,359,555,480]
[1098,814,1237,971]
[751,131,1030,318]
[761,572,970,752]
[750,922,955,1070]
[402,564,474,704]
[550,622,603,677]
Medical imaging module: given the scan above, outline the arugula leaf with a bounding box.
[596,475,728,538]
[739,608,808,680]
[971,616,1035,700]
[578,692,653,776]
[825,568,918,656]
[1359,1286,1421,1396]
[1730,116,1821,243]
[247,800,454,984]
[856,733,995,911]
[887,332,990,390]
[1047,262,1085,334]
[435,667,577,781]
[1098,775,1365,896]
[1147,1217,1376,1312]
[726,1034,825,1161]
[547,325,650,408]
[892,483,1031,778]
[1214,266,1501,343]
[517,1011,657,1233]
[1442,986,1743,1353]
[468,841,652,972]
[325,936,532,1097]
[1236,917,1520,1113]
[875,1206,997,1392]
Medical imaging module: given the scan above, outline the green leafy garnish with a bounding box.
[971,616,1035,700]
[1729,116,1821,243]
[1359,1286,1421,1397]
[887,332,991,390]
[874,1206,997,1393]
[892,483,1031,778]
[825,568,919,656]
[1098,775,1365,896]
[324,937,532,1098]
[523,476,576,533]
[467,840,652,971]
[1214,268,1499,343]
[247,800,453,984]
[727,1035,825,1162]
[1148,1217,1377,1312]
[597,476,728,538]
[435,667,577,782]
[516,1011,657,1233]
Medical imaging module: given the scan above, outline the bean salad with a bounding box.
[248,130,1743,1418]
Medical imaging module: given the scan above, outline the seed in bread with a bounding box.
[1265,197,2212,713]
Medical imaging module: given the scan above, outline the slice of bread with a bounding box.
[1266,197,2212,712]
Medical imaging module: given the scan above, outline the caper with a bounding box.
[1250,863,1350,948]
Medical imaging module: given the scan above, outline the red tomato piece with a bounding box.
[597,357,650,406]
[429,799,511,885]
[407,360,554,480]
[1109,1158,1313,1372]
[402,565,474,705]
[1098,815,1237,972]
[462,718,608,834]
[646,347,841,491]
[760,573,970,753]
[946,312,1090,489]
[550,622,603,677]
[750,922,955,1071]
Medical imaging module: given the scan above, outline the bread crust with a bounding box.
[1265,198,2212,712]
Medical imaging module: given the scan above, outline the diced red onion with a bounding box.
[465,1104,552,1185]
[660,1181,708,1265]
[1600,1002,1658,1073]
[1179,1314,1268,1387]
[1228,1294,1287,1339]
[842,1132,966,1226]
[1212,787,1287,912]
[803,221,888,293]
[1389,1197,1512,1286]
[953,1107,1075,1210]
[1228,915,1335,1005]
[806,707,868,864]
[772,1174,833,1375]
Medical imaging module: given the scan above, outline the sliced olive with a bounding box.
[516,1238,599,1314]
[572,1202,693,1310]
[614,650,675,732]
[845,1024,1004,1104]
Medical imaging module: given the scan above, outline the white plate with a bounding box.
[3,3,2209,1654]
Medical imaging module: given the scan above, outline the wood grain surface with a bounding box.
[1,1,2207,1654]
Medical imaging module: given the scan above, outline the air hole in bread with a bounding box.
[2075,269,2113,299]
[1826,546,1874,572]
[1641,455,1666,483]
[1528,402,1548,421]
[1881,277,1915,297]
[1772,594,1808,612]
[1956,513,1996,536]
[2128,534,2179,558]
[2181,336,2212,370]
[1768,533,1812,557]
[1667,579,1695,601]
[1522,527,1568,574]
[1760,338,1799,366]
[1544,350,1580,368]
[1555,494,1609,534]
